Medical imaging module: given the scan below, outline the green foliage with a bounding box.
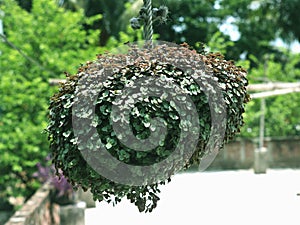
[219,0,279,61]
[206,31,234,55]
[0,0,102,208]
[47,44,249,212]
[278,0,300,42]
[240,52,300,138]
[154,0,221,46]
[14,0,300,62]
[68,0,129,46]
[201,24,300,140]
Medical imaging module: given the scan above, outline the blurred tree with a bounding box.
[13,0,127,46]
[278,0,300,42]
[219,0,300,62]
[13,0,300,61]
[12,0,299,62]
[55,0,128,46]
[153,0,222,46]
[240,51,300,138]
[0,0,102,208]
[15,0,32,11]
[42,0,226,51]
[218,0,281,63]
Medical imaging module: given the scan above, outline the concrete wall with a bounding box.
[4,184,60,225]
[4,184,88,225]
[209,136,300,170]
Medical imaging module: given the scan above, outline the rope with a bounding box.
[143,0,153,41]
[130,1,169,43]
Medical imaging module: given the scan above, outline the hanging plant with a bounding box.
[47,1,250,213]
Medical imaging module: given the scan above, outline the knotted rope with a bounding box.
[143,0,153,41]
[130,0,168,42]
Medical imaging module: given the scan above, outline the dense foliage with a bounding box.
[0,0,102,208]
[47,43,249,212]
[25,0,300,63]
[240,52,300,137]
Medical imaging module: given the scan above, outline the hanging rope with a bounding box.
[130,1,169,42]
[143,0,153,41]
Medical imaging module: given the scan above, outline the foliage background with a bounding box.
[0,0,300,209]
[0,0,103,208]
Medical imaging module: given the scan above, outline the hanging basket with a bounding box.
[47,42,250,212]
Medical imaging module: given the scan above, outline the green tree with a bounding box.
[240,51,300,138]
[219,0,300,62]
[153,0,222,46]
[14,0,300,62]
[0,0,102,208]
[277,0,300,42]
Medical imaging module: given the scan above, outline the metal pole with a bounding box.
[259,97,266,149]
[259,57,268,149]
[254,56,269,174]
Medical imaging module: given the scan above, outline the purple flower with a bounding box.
[33,155,73,199]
